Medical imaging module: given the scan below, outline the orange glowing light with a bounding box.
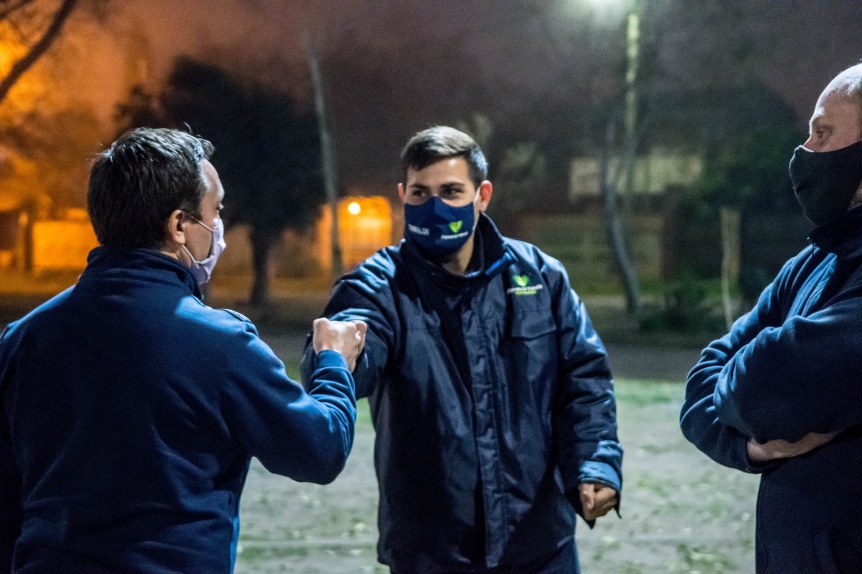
[347,201,361,215]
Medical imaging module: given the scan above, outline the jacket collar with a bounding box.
[402,214,516,286]
[81,247,202,298]
[809,203,862,259]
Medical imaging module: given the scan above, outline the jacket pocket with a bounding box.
[506,312,556,340]
[501,313,558,419]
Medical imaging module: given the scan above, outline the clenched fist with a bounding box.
[312,318,367,372]
[579,482,618,521]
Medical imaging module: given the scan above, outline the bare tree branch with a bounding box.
[0,0,79,107]
[0,0,35,22]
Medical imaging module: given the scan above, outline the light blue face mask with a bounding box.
[404,196,475,256]
[181,214,226,285]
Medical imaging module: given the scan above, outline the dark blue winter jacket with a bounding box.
[302,215,622,573]
[680,205,862,573]
[0,247,356,573]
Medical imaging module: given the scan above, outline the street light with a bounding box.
[582,0,643,318]
[624,5,639,157]
[584,0,640,150]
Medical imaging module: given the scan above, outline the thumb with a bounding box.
[353,320,368,335]
[579,483,596,510]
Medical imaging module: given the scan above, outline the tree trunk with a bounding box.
[0,0,79,107]
[249,230,277,307]
[19,200,34,273]
[720,206,741,330]
[305,31,343,281]
[600,121,641,319]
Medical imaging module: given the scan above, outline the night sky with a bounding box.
[105,0,862,123]
[16,0,862,189]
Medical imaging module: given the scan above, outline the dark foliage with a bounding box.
[115,57,324,304]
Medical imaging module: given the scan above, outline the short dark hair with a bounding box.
[400,126,488,188]
[87,128,214,248]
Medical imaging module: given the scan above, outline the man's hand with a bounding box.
[747,431,840,463]
[312,318,367,372]
[578,482,618,521]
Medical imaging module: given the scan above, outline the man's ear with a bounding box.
[477,181,493,213]
[398,183,406,203]
[165,209,187,246]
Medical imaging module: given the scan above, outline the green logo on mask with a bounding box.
[513,274,530,287]
[449,220,463,233]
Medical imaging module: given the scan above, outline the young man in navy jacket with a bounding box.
[681,63,862,573]
[0,128,366,573]
[303,126,622,573]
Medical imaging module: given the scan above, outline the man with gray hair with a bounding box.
[681,63,862,573]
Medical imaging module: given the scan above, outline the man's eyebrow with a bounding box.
[810,115,829,130]
[408,183,430,190]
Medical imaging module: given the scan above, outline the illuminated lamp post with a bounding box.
[583,0,643,318]
[586,0,641,205]
[623,3,639,167]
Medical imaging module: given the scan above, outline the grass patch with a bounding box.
[614,378,683,407]
[677,543,738,572]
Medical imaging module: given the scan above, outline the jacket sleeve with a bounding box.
[680,263,790,470]
[221,322,356,484]
[0,433,20,571]
[0,327,21,570]
[713,281,862,443]
[300,274,397,400]
[550,267,623,508]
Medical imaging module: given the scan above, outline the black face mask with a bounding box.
[789,140,862,226]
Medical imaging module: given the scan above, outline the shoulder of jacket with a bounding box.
[184,298,257,332]
[789,242,820,264]
[502,237,567,278]
[214,308,253,324]
[1,287,74,340]
[777,243,828,283]
[340,245,401,290]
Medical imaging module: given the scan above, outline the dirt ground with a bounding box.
[234,339,760,574]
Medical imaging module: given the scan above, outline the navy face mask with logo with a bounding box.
[789,140,862,226]
[404,196,475,256]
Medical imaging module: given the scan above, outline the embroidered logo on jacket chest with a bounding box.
[507,273,543,296]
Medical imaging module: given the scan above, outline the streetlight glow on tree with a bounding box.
[579,0,644,318]
[624,6,639,149]
[584,0,640,136]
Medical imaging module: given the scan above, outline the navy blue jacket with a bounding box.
[680,206,862,573]
[302,215,622,573]
[0,248,356,573]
